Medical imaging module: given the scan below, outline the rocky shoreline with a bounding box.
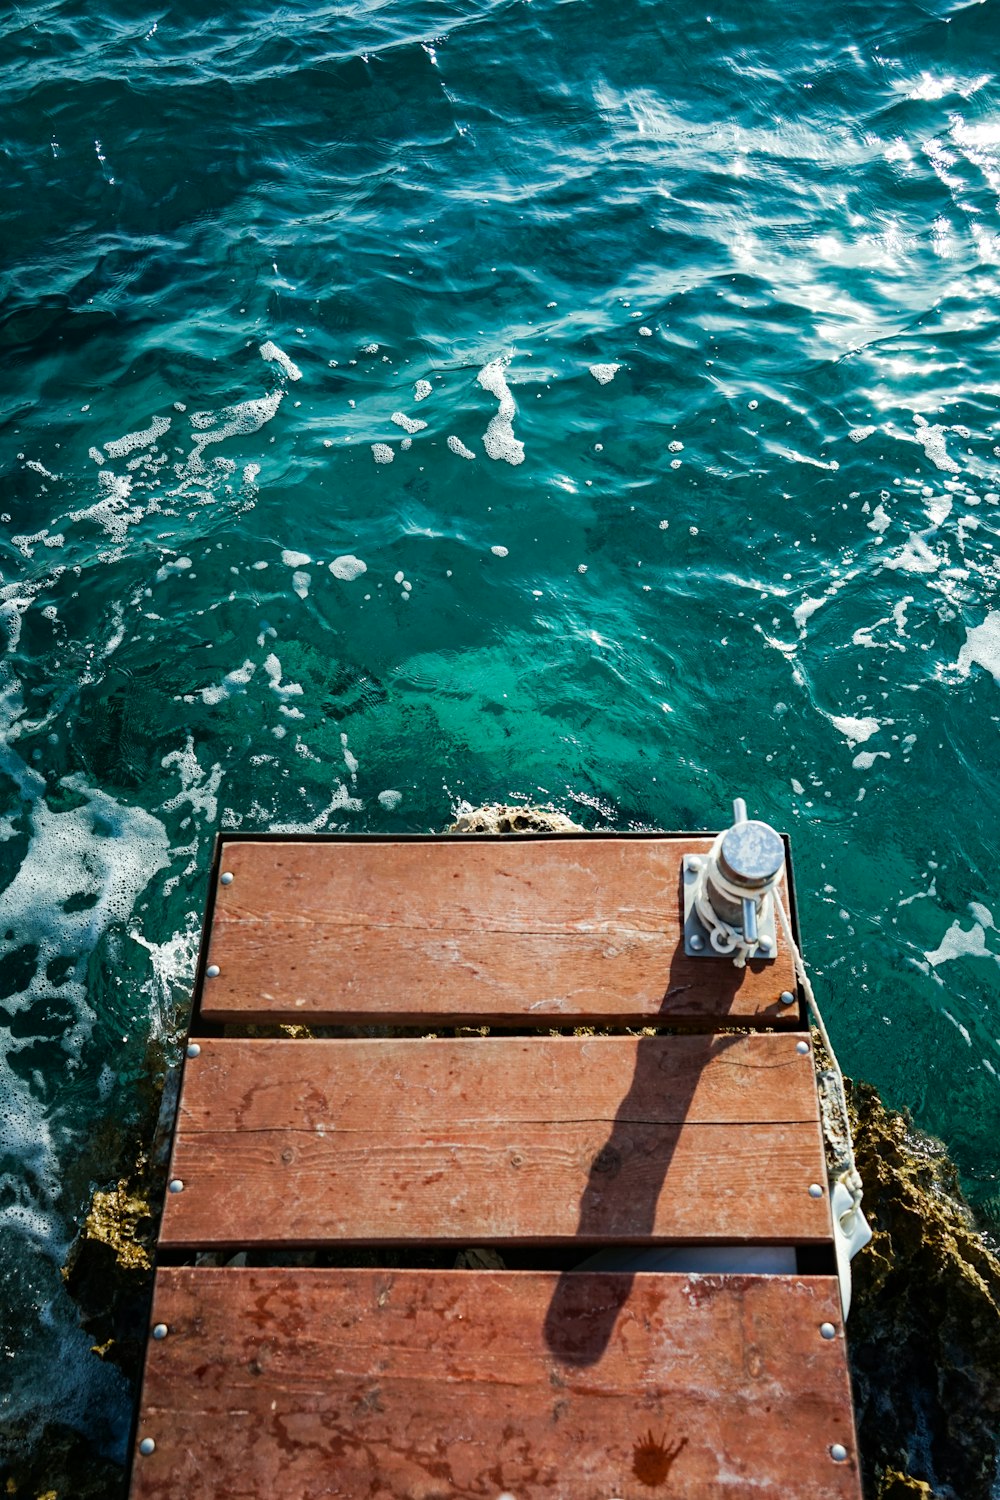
[6,809,999,1499]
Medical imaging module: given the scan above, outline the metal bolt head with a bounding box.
[796,1040,810,1055]
[139,1438,156,1456]
[152,1323,168,1340]
[220,871,234,885]
[168,1179,184,1194]
[206,964,220,979]
[830,1444,848,1463]
[756,934,773,954]
[689,933,704,952]
[779,990,795,1006]
[820,1322,837,1340]
[685,855,702,874]
[186,1042,201,1059]
[809,1183,824,1199]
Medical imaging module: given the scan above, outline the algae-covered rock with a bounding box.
[848,1079,1000,1500]
[448,801,584,834]
[61,1169,156,1383]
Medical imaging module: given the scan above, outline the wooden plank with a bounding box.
[198,837,798,1027]
[129,1268,862,1499]
[159,1034,831,1248]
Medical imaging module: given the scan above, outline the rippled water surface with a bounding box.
[2,0,1000,1468]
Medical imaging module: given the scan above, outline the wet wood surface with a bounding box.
[129,1267,862,1500]
[198,837,799,1028]
[160,1034,831,1248]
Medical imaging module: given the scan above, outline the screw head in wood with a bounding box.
[809,1183,824,1198]
[830,1444,848,1462]
[152,1323,168,1340]
[779,990,795,1005]
[168,1179,184,1194]
[186,1042,201,1059]
[796,1040,809,1054]
[139,1438,155,1456]
[206,964,220,978]
[820,1322,837,1340]
[220,871,234,885]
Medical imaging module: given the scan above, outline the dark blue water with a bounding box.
[2,0,999,1467]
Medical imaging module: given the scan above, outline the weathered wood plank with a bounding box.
[160,1035,831,1247]
[129,1268,862,1499]
[198,837,798,1027]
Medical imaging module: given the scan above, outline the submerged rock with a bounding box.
[847,1080,1000,1500]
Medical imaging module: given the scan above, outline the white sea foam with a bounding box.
[867,503,891,533]
[853,749,891,770]
[589,363,621,385]
[849,426,875,443]
[491,545,509,557]
[478,357,524,466]
[197,659,256,706]
[447,435,475,459]
[925,904,999,967]
[260,341,302,381]
[912,413,960,474]
[414,379,432,401]
[330,554,367,581]
[282,549,311,567]
[885,533,940,573]
[391,412,427,435]
[263,654,304,698]
[829,715,881,747]
[378,789,403,810]
[638,326,652,336]
[372,443,394,464]
[292,570,310,600]
[104,414,171,460]
[955,609,1000,682]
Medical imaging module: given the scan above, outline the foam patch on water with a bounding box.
[260,341,302,381]
[912,413,960,474]
[828,714,881,747]
[372,443,394,464]
[589,363,620,384]
[292,570,310,600]
[378,789,403,810]
[885,533,941,574]
[478,357,524,466]
[925,904,1000,967]
[391,412,427,434]
[330,555,367,581]
[104,414,171,460]
[281,549,311,568]
[849,426,875,443]
[196,659,256,706]
[447,435,476,459]
[0,763,169,1285]
[263,654,304,699]
[414,379,432,401]
[955,609,1000,682]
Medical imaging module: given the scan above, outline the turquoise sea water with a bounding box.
[2,0,1000,1470]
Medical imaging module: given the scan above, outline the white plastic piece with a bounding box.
[831,1177,873,1320]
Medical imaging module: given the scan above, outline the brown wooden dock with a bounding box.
[129,832,863,1498]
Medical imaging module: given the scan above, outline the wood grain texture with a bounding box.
[129,1267,862,1499]
[198,837,799,1027]
[160,1034,831,1248]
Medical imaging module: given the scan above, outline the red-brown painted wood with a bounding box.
[129,1267,862,1499]
[198,837,798,1027]
[159,1034,830,1248]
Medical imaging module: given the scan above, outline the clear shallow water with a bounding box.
[2,0,1000,1465]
